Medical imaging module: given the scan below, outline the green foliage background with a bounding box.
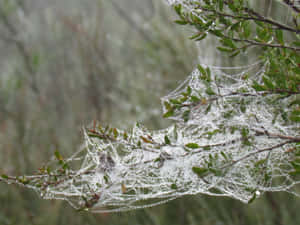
[0,0,299,224]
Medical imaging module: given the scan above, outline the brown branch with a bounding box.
[225,140,293,169]
[195,5,300,34]
[226,35,300,51]
[252,129,300,142]
[283,0,300,13]
[244,6,299,33]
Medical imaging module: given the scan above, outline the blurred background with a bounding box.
[0,0,299,224]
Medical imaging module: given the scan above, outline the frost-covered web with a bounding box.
[3,0,299,213]
[10,58,299,213]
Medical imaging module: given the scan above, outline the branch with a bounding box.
[252,129,300,142]
[195,5,300,34]
[226,140,293,168]
[283,0,300,13]
[226,35,300,51]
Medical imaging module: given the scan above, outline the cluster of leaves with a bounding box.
[174,0,300,97]
[163,65,215,122]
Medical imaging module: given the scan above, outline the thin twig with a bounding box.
[283,0,300,13]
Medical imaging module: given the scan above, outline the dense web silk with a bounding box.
[3,0,299,213]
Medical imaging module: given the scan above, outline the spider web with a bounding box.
[12,58,299,213]
[3,0,299,213]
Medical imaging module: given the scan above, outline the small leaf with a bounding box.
[197,64,206,75]
[248,192,257,204]
[205,87,215,95]
[113,128,119,138]
[229,50,240,57]
[252,80,266,91]
[192,167,208,176]
[195,33,207,41]
[189,32,202,40]
[164,135,171,145]
[262,76,274,89]
[164,101,173,110]
[171,183,178,189]
[140,136,153,144]
[222,38,237,49]
[182,110,190,122]
[221,152,228,160]
[163,110,174,118]
[218,0,224,10]
[174,4,182,15]
[1,174,9,179]
[217,47,234,52]
[174,20,188,25]
[123,132,128,140]
[186,86,192,95]
[54,150,63,161]
[191,95,200,102]
[185,143,200,149]
[103,175,109,183]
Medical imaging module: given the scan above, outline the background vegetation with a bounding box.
[0,0,299,224]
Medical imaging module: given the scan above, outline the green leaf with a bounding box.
[195,33,207,41]
[123,132,128,140]
[248,192,257,204]
[185,143,200,149]
[229,50,240,57]
[217,47,234,52]
[174,20,188,25]
[192,167,208,176]
[223,38,237,49]
[186,86,192,95]
[169,99,181,105]
[113,128,119,138]
[209,29,224,37]
[54,150,63,161]
[262,76,274,89]
[1,174,9,179]
[290,109,300,122]
[206,67,211,78]
[205,87,215,95]
[252,80,266,91]
[189,32,202,40]
[291,161,300,170]
[242,21,251,39]
[191,95,200,102]
[163,110,174,118]
[197,64,206,75]
[171,183,178,189]
[164,135,171,145]
[182,110,190,122]
[174,4,182,15]
[218,0,224,11]
[221,152,228,161]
